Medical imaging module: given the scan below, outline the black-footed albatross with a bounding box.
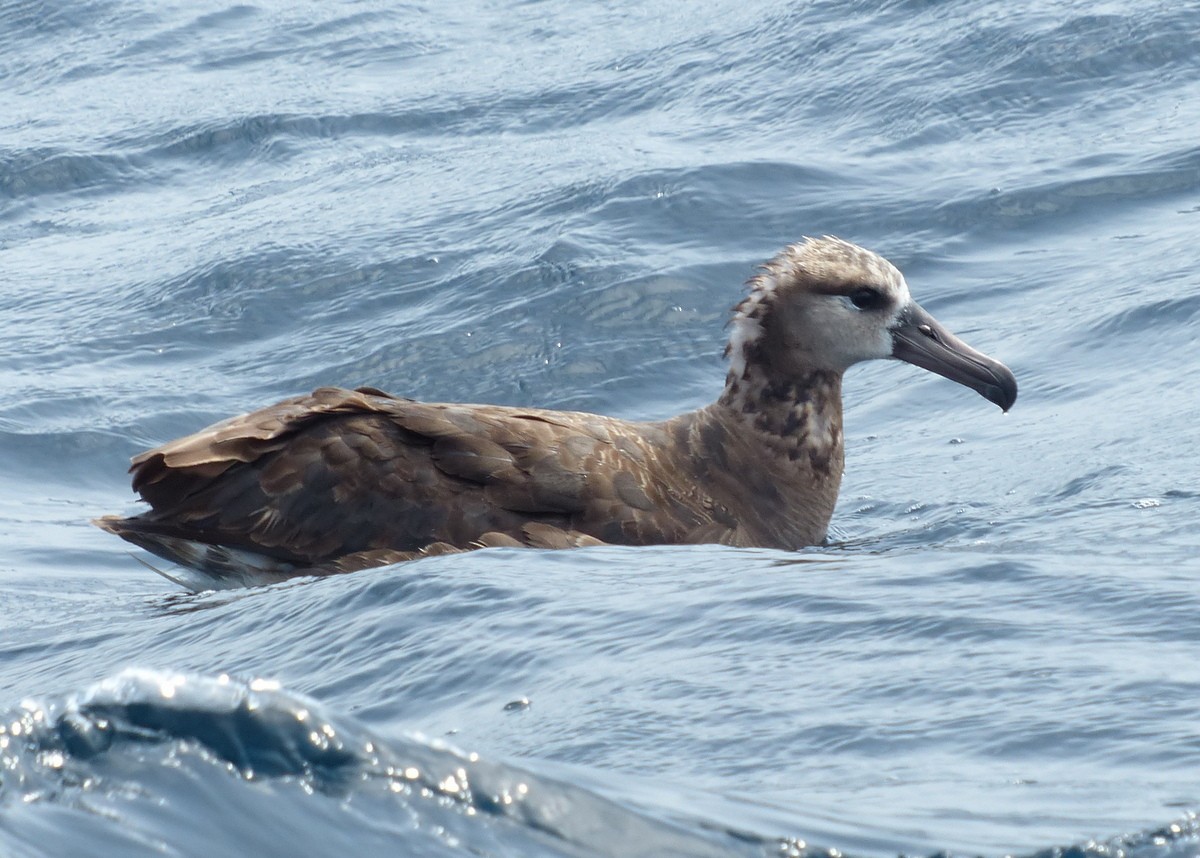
[95,237,1017,589]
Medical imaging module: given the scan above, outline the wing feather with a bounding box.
[105,386,732,573]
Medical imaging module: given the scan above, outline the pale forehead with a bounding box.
[777,236,905,290]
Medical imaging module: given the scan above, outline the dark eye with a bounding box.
[848,287,886,310]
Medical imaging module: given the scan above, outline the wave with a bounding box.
[0,669,803,857]
[1,669,1196,858]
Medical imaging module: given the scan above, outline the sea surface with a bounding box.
[2,1,1199,855]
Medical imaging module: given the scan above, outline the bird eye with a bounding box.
[848,287,885,310]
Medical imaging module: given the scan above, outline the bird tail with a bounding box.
[92,516,299,591]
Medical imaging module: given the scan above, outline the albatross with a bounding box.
[96,237,1017,589]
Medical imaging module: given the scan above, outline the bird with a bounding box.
[95,236,1017,590]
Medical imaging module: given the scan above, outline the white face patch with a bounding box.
[888,278,912,324]
[726,313,761,381]
[726,268,780,383]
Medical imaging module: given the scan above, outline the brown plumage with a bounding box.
[95,237,1017,589]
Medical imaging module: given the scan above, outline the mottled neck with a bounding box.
[716,363,844,477]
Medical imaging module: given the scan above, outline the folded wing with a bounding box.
[96,386,729,577]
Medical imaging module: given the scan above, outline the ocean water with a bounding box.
[2,0,1199,855]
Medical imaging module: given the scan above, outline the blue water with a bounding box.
[3,0,1200,855]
